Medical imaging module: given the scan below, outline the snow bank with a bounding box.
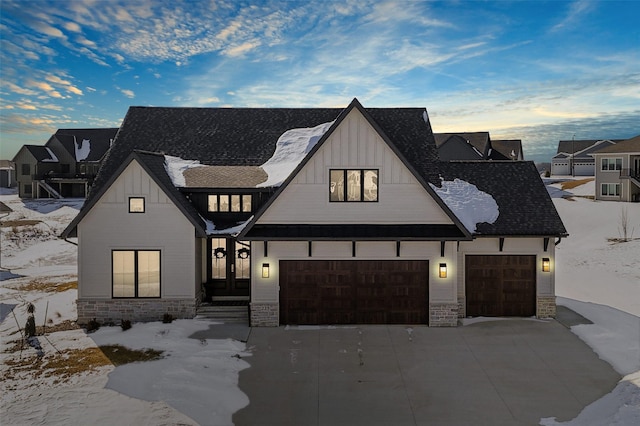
[75,139,91,161]
[163,155,205,187]
[430,178,499,232]
[258,121,334,187]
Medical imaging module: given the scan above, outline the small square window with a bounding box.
[129,197,145,213]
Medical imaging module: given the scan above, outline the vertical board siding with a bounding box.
[257,108,452,225]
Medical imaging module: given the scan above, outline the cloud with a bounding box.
[63,21,82,33]
[45,75,84,95]
[120,88,135,98]
[550,0,596,32]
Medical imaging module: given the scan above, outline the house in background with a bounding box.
[12,128,118,198]
[592,135,640,202]
[62,99,566,327]
[434,132,523,161]
[550,139,622,176]
[0,160,16,188]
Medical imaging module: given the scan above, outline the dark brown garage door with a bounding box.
[466,255,536,317]
[279,260,429,325]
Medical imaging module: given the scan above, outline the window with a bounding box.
[601,183,620,197]
[211,238,227,279]
[24,183,32,194]
[330,169,378,202]
[601,158,622,171]
[112,250,160,298]
[21,164,30,176]
[129,197,145,213]
[235,241,251,279]
[208,194,252,212]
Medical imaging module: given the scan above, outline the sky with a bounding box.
[1,0,639,163]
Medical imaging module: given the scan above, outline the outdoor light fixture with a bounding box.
[262,263,270,278]
[439,263,447,278]
[542,258,550,272]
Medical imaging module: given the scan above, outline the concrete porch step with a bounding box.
[196,305,249,324]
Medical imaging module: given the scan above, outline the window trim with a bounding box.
[601,183,620,197]
[208,194,252,213]
[329,169,379,202]
[112,249,161,298]
[128,197,146,213]
[601,157,623,172]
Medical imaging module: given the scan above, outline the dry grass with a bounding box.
[560,178,593,190]
[0,219,42,228]
[98,344,164,366]
[8,278,77,293]
[2,347,113,386]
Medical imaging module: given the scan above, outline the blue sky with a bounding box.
[1,0,638,162]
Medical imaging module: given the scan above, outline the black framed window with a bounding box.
[112,250,160,298]
[208,194,252,212]
[129,197,145,213]
[330,169,378,202]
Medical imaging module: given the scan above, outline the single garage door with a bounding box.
[279,260,429,325]
[466,255,536,317]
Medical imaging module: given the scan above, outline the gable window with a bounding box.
[601,158,622,171]
[601,183,620,197]
[330,169,378,202]
[21,164,30,176]
[129,197,145,213]
[208,194,252,212]
[112,250,160,298]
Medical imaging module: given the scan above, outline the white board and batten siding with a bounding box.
[77,160,198,299]
[252,108,458,304]
[257,108,453,225]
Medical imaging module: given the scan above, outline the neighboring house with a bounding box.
[434,132,522,161]
[12,128,118,198]
[0,160,16,188]
[62,99,567,327]
[491,139,524,161]
[592,135,640,202]
[551,139,621,176]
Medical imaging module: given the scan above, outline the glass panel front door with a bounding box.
[206,238,250,300]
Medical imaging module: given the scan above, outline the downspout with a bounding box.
[554,237,563,246]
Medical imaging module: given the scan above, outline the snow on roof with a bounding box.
[75,139,91,161]
[257,121,334,187]
[164,155,205,187]
[42,147,59,162]
[430,178,499,233]
[202,216,253,236]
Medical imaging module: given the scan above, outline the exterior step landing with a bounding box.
[196,305,249,324]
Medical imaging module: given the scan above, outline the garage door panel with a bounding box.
[279,260,428,325]
[466,255,536,317]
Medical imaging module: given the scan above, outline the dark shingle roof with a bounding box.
[25,145,59,162]
[556,139,624,154]
[52,128,118,162]
[436,161,567,236]
[491,139,522,160]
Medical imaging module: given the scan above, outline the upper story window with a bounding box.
[21,164,30,176]
[129,197,145,213]
[330,169,378,202]
[208,194,252,212]
[601,158,622,171]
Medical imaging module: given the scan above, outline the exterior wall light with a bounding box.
[542,258,550,272]
[439,263,447,278]
[262,263,270,278]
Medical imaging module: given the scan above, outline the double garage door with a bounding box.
[465,255,536,317]
[279,260,429,325]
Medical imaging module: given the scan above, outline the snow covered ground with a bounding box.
[1,179,639,425]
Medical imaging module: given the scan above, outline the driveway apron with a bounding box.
[233,320,620,426]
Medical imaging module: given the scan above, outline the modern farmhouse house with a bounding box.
[62,99,567,327]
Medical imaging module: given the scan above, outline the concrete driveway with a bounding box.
[233,319,620,426]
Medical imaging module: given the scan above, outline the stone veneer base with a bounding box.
[250,303,279,327]
[77,298,197,325]
[429,303,459,327]
[537,296,557,319]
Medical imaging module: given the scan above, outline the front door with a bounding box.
[206,238,251,300]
